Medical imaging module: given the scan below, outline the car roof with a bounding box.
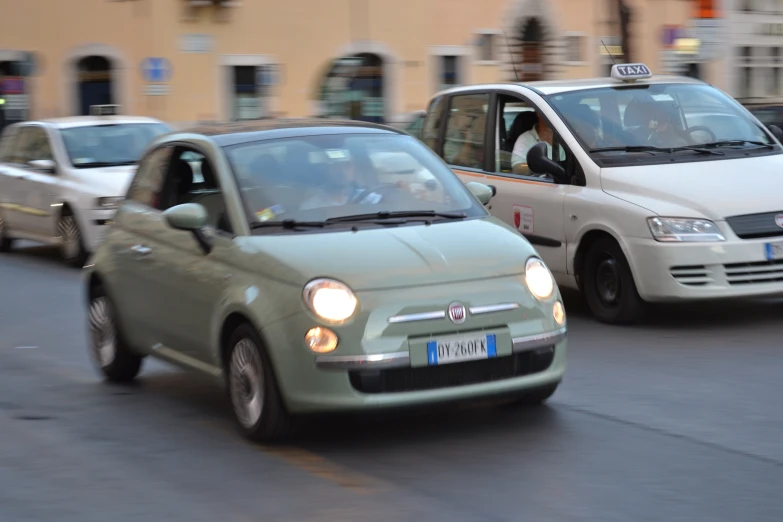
[434,75,707,97]
[29,116,166,129]
[176,118,407,147]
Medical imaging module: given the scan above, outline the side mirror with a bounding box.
[526,142,567,183]
[163,203,212,254]
[769,124,783,142]
[466,181,494,206]
[29,159,56,173]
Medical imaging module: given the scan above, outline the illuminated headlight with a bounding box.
[524,257,554,300]
[95,197,124,209]
[303,278,358,323]
[647,217,725,242]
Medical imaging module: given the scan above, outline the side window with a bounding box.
[443,93,489,170]
[6,126,33,165]
[0,126,19,163]
[421,96,445,152]
[495,94,569,182]
[157,147,233,234]
[127,146,173,208]
[23,126,54,165]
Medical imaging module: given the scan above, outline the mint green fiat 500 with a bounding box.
[83,120,567,442]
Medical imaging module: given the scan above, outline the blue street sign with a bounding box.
[141,57,172,83]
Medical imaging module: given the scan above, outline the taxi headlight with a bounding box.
[303,278,358,323]
[96,196,124,209]
[524,257,554,300]
[647,217,725,242]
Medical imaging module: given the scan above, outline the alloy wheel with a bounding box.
[88,296,117,368]
[229,338,265,429]
[58,215,80,261]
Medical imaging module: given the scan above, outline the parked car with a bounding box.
[389,110,426,139]
[0,112,170,265]
[84,118,568,442]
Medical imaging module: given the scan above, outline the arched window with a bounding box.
[76,55,114,115]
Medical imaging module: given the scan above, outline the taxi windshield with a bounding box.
[61,123,170,168]
[547,83,776,158]
[225,133,487,227]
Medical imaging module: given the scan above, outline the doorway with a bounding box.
[77,56,113,115]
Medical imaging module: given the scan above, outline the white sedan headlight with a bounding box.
[647,217,725,242]
[524,257,554,300]
[95,197,124,209]
[303,278,358,323]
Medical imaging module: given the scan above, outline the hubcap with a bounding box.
[88,296,117,368]
[596,256,620,305]
[229,338,264,429]
[58,215,80,260]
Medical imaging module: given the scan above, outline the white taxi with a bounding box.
[0,109,170,265]
[421,64,783,324]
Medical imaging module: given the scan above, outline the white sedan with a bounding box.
[0,115,170,265]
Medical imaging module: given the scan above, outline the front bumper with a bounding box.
[263,276,568,414]
[625,235,783,302]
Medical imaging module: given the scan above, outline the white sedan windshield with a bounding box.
[548,83,773,151]
[61,123,170,168]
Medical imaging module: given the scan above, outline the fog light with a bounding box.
[305,327,338,353]
[553,301,565,325]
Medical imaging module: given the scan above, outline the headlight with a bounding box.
[303,278,358,323]
[95,197,124,209]
[647,217,725,242]
[524,257,554,300]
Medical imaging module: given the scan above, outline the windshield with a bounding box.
[225,133,487,227]
[60,123,170,168]
[547,83,776,158]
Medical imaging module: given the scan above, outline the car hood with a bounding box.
[238,217,537,291]
[600,155,783,219]
[70,165,137,197]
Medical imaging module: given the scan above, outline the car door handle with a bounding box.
[130,244,152,256]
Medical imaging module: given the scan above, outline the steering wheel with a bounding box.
[684,125,716,144]
[348,183,400,204]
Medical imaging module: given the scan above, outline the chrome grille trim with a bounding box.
[469,303,519,315]
[387,311,446,324]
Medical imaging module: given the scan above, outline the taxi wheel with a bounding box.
[583,237,644,325]
[0,212,14,252]
[87,285,144,383]
[226,324,291,443]
[58,209,88,267]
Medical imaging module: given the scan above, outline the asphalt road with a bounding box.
[2,242,783,522]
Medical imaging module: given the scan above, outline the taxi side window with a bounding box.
[494,94,568,182]
[127,146,173,208]
[421,96,445,152]
[443,93,489,170]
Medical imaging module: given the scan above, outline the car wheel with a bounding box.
[226,323,291,443]
[58,209,88,267]
[505,382,559,408]
[87,285,143,383]
[583,237,644,324]
[0,211,14,253]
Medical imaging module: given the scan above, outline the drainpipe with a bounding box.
[617,0,632,63]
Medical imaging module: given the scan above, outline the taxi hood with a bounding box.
[600,155,783,220]
[70,165,137,197]
[239,218,536,291]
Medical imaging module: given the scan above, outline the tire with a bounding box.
[226,323,291,443]
[504,382,559,408]
[0,210,13,253]
[582,236,644,324]
[87,284,143,383]
[58,209,88,267]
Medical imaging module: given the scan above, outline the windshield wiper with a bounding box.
[324,210,467,223]
[696,140,775,149]
[589,145,723,156]
[249,219,326,230]
[74,161,137,168]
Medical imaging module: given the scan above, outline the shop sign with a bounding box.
[674,38,700,55]
[179,34,213,54]
[0,77,24,95]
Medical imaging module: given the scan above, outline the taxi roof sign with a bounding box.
[611,63,652,82]
[90,104,121,116]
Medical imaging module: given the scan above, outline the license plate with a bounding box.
[426,333,497,366]
[765,241,783,261]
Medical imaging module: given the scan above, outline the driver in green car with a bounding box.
[300,151,384,210]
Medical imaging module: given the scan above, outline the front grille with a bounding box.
[724,259,783,285]
[349,347,555,394]
[670,265,711,286]
[726,212,783,240]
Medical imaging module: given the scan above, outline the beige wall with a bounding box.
[0,0,696,125]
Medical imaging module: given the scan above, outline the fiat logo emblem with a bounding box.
[775,214,783,229]
[447,302,467,324]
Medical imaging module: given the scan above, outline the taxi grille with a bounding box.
[725,212,783,240]
[348,347,555,394]
[724,259,783,285]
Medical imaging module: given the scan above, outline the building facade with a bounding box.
[0,0,700,127]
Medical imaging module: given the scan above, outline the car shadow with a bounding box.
[4,242,69,268]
